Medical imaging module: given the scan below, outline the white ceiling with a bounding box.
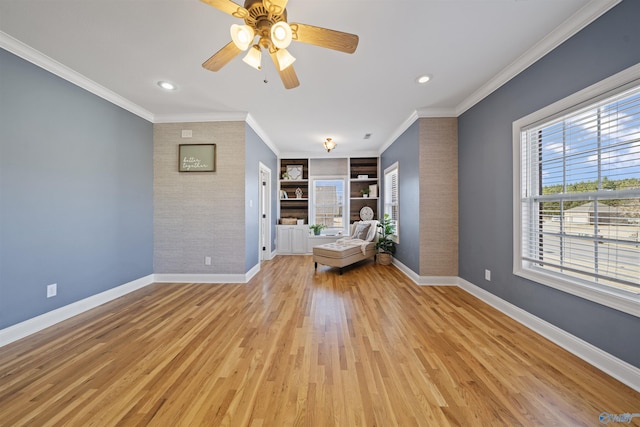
[0,0,618,156]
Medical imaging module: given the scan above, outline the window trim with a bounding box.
[513,63,640,318]
[383,162,399,243]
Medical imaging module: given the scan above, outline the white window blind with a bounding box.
[520,85,640,293]
[384,163,399,240]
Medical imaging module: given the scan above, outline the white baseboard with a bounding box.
[0,264,264,348]
[457,278,640,393]
[0,274,155,347]
[154,263,260,284]
[392,258,458,286]
[389,263,640,392]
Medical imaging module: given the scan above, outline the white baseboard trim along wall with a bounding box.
[0,263,262,348]
[392,258,459,286]
[2,261,638,393]
[393,258,640,392]
[0,274,155,347]
[154,263,260,284]
[454,278,640,393]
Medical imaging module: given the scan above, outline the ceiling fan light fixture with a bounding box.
[271,22,293,49]
[275,48,296,71]
[230,24,255,51]
[243,45,262,70]
[323,137,336,152]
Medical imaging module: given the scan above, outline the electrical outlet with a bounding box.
[205,256,212,266]
[485,269,491,281]
[47,283,57,298]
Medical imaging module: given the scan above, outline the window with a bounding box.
[310,178,346,234]
[384,162,399,242]
[514,65,640,315]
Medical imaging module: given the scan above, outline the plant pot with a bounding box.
[314,230,321,236]
[377,253,392,265]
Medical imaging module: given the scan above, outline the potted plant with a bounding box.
[375,213,396,265]
[360,188,370,198]
[309,224,326,236]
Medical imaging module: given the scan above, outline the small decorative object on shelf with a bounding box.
[295,187,303,199]
[369,184,377,198]
[309,224,326,236]
[282,172,291,180]
[359,206,374,221]
[357,174,368,179]
[360,188,370,198]
[286,165,303,180]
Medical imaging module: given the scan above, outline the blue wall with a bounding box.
[244,125,277,271]
[381,121,420,273]
[0,48,154,329]
[458,0,640,368]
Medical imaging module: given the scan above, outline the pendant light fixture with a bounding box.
[323,137,336,152]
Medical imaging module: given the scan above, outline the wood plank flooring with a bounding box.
[1,256,638,426]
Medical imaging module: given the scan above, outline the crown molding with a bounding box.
[454,0,622,116]
[0,31,154,122]
[246,113,279,156]
[278,150,381,159]
[416,107,458,118]
[379,110,419,155]
[153,111,248,123]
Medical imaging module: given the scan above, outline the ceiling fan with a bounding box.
[200,0,359,89]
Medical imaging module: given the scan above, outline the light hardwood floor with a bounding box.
[1,256,638,426]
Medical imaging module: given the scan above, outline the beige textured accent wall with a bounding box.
[154,122,246,274]
[419,117,459,276]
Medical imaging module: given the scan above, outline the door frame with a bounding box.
[259,162,272,261]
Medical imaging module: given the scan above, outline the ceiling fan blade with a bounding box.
[202,41,243,71]
[269,51,299,89]
[200,0,248,18]
[290,23,358,54]
[263,0,288,15]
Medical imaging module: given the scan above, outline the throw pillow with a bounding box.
[353,223,371,240]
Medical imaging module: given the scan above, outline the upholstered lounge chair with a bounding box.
[312,220,378,274]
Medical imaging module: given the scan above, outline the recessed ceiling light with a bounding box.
[157,81,176,91]
[416,75,431,84]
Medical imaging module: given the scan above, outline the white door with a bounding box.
[259,163,271,261]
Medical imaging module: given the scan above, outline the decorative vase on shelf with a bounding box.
[369,184,378,198]
[295,187,303,199]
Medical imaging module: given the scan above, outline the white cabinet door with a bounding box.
[291,227,308,254]
[276,225,309,254]
[277,226,292,254]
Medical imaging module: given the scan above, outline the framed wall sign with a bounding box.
[179,144,216,172]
